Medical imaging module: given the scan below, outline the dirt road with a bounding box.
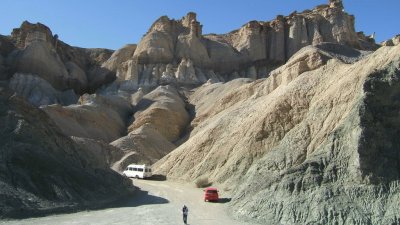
[1,179,257,225]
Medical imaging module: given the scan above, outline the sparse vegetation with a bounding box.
[194,176,211,188]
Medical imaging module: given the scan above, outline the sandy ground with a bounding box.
[1,179,257,225]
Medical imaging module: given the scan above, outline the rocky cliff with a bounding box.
[0,0,377,104]
[1,0,397,223]
[3,21,116,106]
[102,0,376,90]
[0,86,133,218]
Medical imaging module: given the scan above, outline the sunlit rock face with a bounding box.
[105,1,376,90]
[154,42,400,225]
[7,21,115,95]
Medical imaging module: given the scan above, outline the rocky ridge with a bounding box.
[103,0,376,91]
[154,42,400,224]
[0,87,133,218]
[1,0,398,223]
[2,21,116,107]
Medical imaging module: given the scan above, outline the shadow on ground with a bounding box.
[217,198,231,203]
[206,198,231,204]
[147,174,166,181]
[108,187,169,208]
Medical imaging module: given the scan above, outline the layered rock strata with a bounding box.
[6,21,115,96]
[41,94,132,142]
[110,85,189,170]
[154,43,400,224]
[9,73,78,106]
[0,87,132,218]
[104,0,376,90]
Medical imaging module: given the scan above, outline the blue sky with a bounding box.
[1,0,399,50]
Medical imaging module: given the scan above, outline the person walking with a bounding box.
[182,205,189,224]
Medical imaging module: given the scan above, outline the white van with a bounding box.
[123,164,152,179]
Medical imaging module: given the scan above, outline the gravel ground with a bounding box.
[1,179,257,225]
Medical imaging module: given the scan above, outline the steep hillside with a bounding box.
[154,43,400,224]
[1,21,116,108]
[0,87,133,218]
[110,85,188,170]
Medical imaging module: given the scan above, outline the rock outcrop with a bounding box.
[111,124,176,171]
[9,40,69,90]
[1,0,397,223]
[107,85,189,170]
[103,0,376,90]
[0,35,15,57]
[102,44,137,80]
[9,73,78,106]
[0,36,15,80]
[128,85,189,142]
[0,87,132,218]
[71,137,125,169]
[42,94,132,142]
[154,43,400,224]
[382,34,400,46]
[6,21,115,94]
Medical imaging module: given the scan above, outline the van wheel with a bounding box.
[135,175,139,179]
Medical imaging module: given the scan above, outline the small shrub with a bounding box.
[223,186,231,192]
[195,176,211,188]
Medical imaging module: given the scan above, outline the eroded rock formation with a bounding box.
[154,43,400,224]
[41,94,132,142]
[5,21,115,97]
[0,87,132,218]
[9,73,78,106]
[1,0,398,223]
[103,1,376,90]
